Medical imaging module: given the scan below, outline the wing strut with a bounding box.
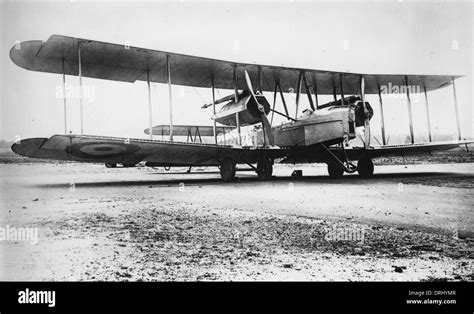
[332,76,337,101]
[277,82,290,118]
[257,67,262,93]
[78,42,84,135]
[452,76,462,141]
[422,80,432,142]
[167,55,174,141]
[233,66,241,145]
[313,76,319,110]
[360,75,370,148]
[211,78,217,144]
[295,71,303,118]
[271,82,277,125]
[61,58,67,134]
[339,73,345,107]
[302,73,315,111]
[146,70,153,140]
[405,75,415,144]
[377,79,387,145]
[270,109,297,122]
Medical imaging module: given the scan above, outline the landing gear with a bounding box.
[256,157,273,181]
[357,157,374,178]
[106,162,136,168]
[320,143,356,178]
[327,163,344,178]
[220,158,236,182]
[122,163,136,168]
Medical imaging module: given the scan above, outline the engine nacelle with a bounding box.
[213,92,270,127]
[271,107,356,147]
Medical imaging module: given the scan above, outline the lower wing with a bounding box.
[281,141,472,164]
[11,134,288,166]
[343,141,471,160]
[11,134,470,166]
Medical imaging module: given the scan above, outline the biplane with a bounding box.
[10,35,469,181]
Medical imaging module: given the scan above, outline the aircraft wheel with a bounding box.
[220,158,236,182]
[327,163,344,178]
[105,163,117,168]
[122,163,136,168]
[357,157,374,178]
[257,157,273,181]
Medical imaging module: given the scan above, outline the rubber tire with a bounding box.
[105,163,117,168]
[257,158,273,181]
[220,158,236,182]
[357,157,374,178]
[327,163,344,178]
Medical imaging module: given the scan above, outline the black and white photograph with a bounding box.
[0,0,472,311]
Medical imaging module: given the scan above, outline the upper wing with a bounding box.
[11,134,288,166]
[10,35,461,95]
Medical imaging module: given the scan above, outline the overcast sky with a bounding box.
[1,0,472,143]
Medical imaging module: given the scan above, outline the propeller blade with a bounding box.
[244,70,265,113]
[245,70,274,146]
[244,70,254,93]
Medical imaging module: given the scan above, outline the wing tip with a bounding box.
[9,39,45,71]
[11,138,48,157]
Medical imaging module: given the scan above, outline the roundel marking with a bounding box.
[69,142,141,160]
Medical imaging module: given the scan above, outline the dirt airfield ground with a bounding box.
[0,150,473,281]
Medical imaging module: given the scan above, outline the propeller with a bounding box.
[360,76,371,149]
[244,70,274,146]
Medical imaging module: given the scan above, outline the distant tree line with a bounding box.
[0,140,14,148]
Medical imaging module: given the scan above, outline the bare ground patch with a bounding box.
[30,204,473,281]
